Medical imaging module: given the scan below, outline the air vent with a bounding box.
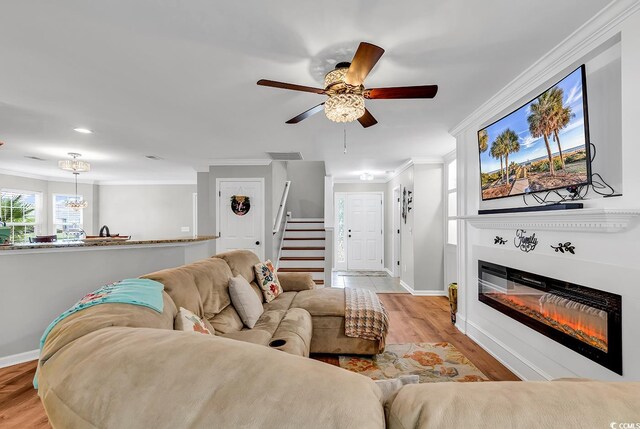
[145,155,163,160]
[266,152,303,161]
[25,155,47,161]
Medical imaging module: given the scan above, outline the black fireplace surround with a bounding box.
[478,260,622,374]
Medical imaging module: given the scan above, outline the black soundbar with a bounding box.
[478,202,583,215]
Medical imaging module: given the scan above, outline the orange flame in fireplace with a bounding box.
[498,295,607,348]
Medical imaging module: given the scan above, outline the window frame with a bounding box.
[0,188,43,243]
[445,156,457,246]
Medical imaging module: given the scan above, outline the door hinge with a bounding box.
[397,260,400,266]
[381,259,383,264]
[218,190,221,197]
[397,229,400,234]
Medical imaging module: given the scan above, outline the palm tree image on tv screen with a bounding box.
[478,66,590,200]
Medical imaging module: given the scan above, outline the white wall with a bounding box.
[98,184,196,240]
[452,5,640,381]
[286,161,325,218]
[386,166,415,288]
[413,164,444,292]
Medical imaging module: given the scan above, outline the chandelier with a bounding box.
[58,153,90,211]
[323,66,365,123]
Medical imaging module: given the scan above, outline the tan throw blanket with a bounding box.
[345,288,389,349]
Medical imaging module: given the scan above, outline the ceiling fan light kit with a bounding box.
[257,42,438,128]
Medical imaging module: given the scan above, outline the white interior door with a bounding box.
[217,179,264,260]
[347,193,383,270]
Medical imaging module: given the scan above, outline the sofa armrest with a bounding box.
[278,272,316,291]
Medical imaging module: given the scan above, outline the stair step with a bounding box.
[288,220,324,223]
[282,246,325,250]
[285,229,325,232]
[314,280,324,285]
[284,237,325,240]
[278,268,324,273]
[280,257,325,261]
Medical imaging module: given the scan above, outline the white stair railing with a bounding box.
[273,181,291,235]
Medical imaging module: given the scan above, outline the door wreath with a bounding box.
[230,195,251,216]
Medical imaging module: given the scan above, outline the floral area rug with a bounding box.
[339,342,489,383]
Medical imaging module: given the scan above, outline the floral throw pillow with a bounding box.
[175,307,214,335]
[254,259,283,303]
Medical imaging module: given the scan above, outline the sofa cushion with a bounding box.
[40,291,177,366]
[210,305,245,334]
[291,287,345,317]
[278,272,316,292]
[263,291,297,312]
[308,316,379,355]
[175,307,214,335]
[387,381,640,429]
[220,329,272,346]
[270,308,313,357]
[254,259,283,302]
[38,327,386,429]
[214,250,260,284]
[229,275,264,328]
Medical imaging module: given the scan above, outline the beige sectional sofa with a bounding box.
[36,250,640,428]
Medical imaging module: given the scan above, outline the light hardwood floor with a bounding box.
[0,295,517,428]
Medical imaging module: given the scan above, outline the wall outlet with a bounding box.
[181,226,190,232]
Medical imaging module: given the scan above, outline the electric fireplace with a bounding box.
[478,261,622,374]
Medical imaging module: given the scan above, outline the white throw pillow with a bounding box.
[175,307,214,335]
[229,275,264,328]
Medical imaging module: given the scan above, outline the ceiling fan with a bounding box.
[257,42,438,128]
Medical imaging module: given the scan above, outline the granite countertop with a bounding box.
[0,235,217,251]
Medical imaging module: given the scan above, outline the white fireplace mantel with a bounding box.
[456,208,640,233]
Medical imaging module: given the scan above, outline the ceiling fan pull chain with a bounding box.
[343,127,347,154]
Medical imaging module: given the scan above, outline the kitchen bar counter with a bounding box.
[0,235,216,252]
[0,235,217,357]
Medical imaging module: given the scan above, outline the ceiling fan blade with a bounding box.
[344,42,385,86]
[364,85,438,99]
[358,108,378,128]
[257,79,325,95]
[286,103,325,124]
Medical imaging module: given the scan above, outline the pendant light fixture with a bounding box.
[58,153,90,211]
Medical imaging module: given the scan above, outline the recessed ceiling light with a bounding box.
[73,128,93,134]
[145,155,163,160]
[360,173,374,181]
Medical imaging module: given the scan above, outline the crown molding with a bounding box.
[411,157,444,165]
[208,159,272,166]
[333,179,388,184]
[98,180,197,186]
[449,0,640,137]
[0,168,96,185]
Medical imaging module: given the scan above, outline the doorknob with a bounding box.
[255,241,261,245]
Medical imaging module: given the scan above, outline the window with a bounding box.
[0,190,41,243]
[446,158,457,245]
[53,194,83,238]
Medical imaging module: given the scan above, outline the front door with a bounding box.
[347,193,383,270]
[217,179,264,260]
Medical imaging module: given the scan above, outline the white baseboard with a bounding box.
[0,349,39,368]
[383,268,394,277]
[399,280,447,296]
[465,319,552,381]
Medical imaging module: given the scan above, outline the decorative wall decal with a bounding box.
[494,236,507,245]
[402,187,408,224]
[407,190,413,213]
[514,229,538,252]
[551,242,576,254]
[230,195,251,216]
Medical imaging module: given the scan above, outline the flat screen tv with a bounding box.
[478,65,591,201]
